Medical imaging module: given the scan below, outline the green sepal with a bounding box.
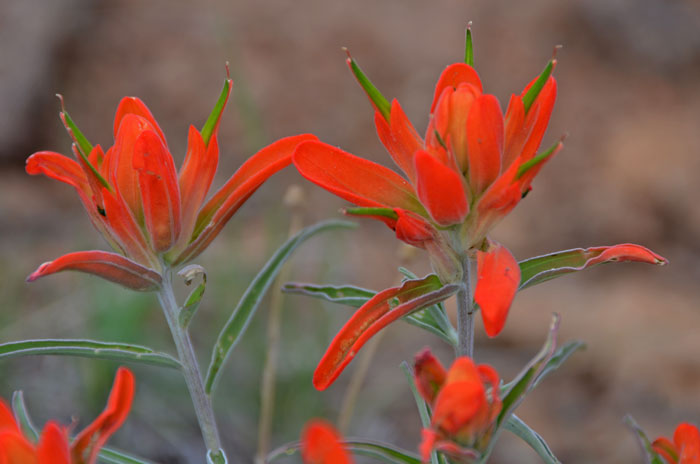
[522,59,554,114]
[516,140,560,179]
[464,25,474,67]
[344,206,399,220]
[201,75,233,146]
[346,50,392,122]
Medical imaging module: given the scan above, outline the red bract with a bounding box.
[0,367,134,464]
[415,351,501,462]
[653,423,700,464]
[301,420,353,464]
[294,54,558,339]
[26,78,316,290]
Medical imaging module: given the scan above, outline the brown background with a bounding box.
[1,0,700,462]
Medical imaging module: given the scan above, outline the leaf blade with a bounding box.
[504,415,561,464]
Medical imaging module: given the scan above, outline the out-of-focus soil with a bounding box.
[1,0,700,462]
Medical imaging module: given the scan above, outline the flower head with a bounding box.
[414,350,501,462]
[0,367,134,464]
[27,77,316,290]
[301,420,353,464]
[653,423,700,464]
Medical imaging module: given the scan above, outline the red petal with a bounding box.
[432,379,485,435]
[0,430,35,463]
[26,151,88,192]
[294,140,424,212]
[502,95,530,170]
[72,367,135,464]
[675,423,700,464]
[113,97,166,145]
[177,126,217,246]
[474,244,520,337]
[519,77,557,162]
[653,436,679,464]
[430,63,483,114]
[313,276,457,390]
[414,348,447,404]
[37,423,70,464]
[374,100,424,183]
[102,188,154,266]
[0,400,20,433]
[301,420,353,464]
[414,150,469,226]
[466,95,504,195]
[174,134,317,264]
[27,251,161,291]
[394,209,436,248]
[133,130,182,252]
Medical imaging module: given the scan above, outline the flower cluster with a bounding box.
[653,423,700,464]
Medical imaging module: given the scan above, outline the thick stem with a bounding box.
[456,255,474,358]
[157,272,224,457]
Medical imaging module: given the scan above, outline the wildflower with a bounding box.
[301,420,353,464]
[653,423,700,464]
[26,77,316,290]
[414,350,500,462]
[0,367,134,464]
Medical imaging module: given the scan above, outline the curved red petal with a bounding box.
[27,251,161,291]
[0,430,36,463]
[0,400,20,433]
[520,77,557,162]
[675,423,700,464]
[430,63,483,114]
[466,94,504,195]
[474,244,520,337]
[374,100,424,183]
[414,150,469,226]
[133,130,182,252]
[301,420,353,464]
[414,348,447,404]
[113,97,166,145]
[394,209,436,248]
[102,188,154,266]
[72,367,135,464]
[37,422,70,464]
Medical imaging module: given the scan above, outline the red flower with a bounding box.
[27,78,316,290]
[653,423,700,464]
[294,53,557,338]
[301,420,353,464]
[414,350,501,462]
[0,367,134,464]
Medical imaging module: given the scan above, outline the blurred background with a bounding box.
[1,0,700,462]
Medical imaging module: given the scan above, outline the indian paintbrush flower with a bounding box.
[301,420,354,464]
[653,423,700,464]
[26,75,316,291]
[0,367,134,464]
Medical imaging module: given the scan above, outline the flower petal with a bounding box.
[113,97,167,145]
[467,94,504,195]
[374,100,424,183]
[414,150,469,226]
[520,77,557,162]
[314,275,459,390]
[133,130,182,253]
[394,209,436,248]
[294,140,424,213]
[27,251,161,291]
[430,63,483,114]
[102,188,154,266]
[0,400,19,433]
[301,420,353,464]
[173,134,317,265]
[37,422,70,464]
[72,367,135,464]
[0,430,35,463]
[414,348,447,404]
[474,244,520,337]
[675,423,700,464]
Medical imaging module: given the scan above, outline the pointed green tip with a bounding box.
[201,76,232,147]
[516,140,561,180]
[344,206,398,220]
[344,48,391,122]
[465,24,474,67]
[522,57,555,114]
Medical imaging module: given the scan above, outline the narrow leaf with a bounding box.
[266,438,421,464]
[623,415,666,464]
[519,244,667,290]
[344,207,399,220]
[504,415,561,464]
[345,49,391,121]
[0,339,181,369]
[201,77,232,146]
[532,340,585,390]
[205,220,356,393]
[522,59,554,113]
[11,391,39,442]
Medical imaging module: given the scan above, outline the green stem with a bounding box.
[456,255,474,358]
[157,272,224,458]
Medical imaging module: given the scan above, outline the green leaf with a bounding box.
[522,59,554,113]
[266,438,421,464]
[504,415,561,464]
[98,448,157,464]
[345,49,392,121]
[465,25,474,66]
[519,245,667,291]
[532,340,585,390]
[205,220,356,393]
[282,282,457,345]
[0,339,181,370]
[11,391,39,442]
[623,415,666,464]
[344,206,399,220]
[177,264,207,329]
[201,76,232,146]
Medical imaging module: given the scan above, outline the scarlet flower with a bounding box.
[26,77,316,290]
[0,367,134,464]
[414,350,501,462]
[301,420,353,464]
[653,423,700,464]
[294,53,558,338]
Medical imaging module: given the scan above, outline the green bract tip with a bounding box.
[522,59,554,114]
[201,76,232,147]
[465,25,474,67]
[345,49,392,122]
[344,207,399,220]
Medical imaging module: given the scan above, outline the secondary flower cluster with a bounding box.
[653,423,700,464]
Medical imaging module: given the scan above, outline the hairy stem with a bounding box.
[158,272,224,457]
[456,255,474,358]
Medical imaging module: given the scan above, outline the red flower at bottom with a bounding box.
[653,423,700,464]
[301,420,353,464]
